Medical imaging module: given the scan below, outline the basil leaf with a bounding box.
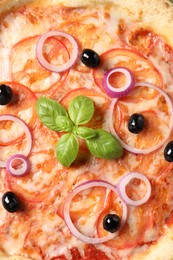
[55,116,74,132]
[68,95,94,125]
[86,129,123,159]
[56,133,79,167]
[36,97,68,131]
[76,127,97,139]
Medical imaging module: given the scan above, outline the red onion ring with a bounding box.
[117,172,151,206]
[63,180,127,244]
[102,67,135,98]
[108,82,173,154]
[6,154,30,177]
[36,31,78,72]
[0,115,32,168]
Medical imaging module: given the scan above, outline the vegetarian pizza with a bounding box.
[1,0,173,259]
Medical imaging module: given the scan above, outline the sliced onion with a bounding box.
[117,172,151,206]
[6,154,30,177]
[63,180,127,244]
[36,31,78,73]
[102,67,135,98]
[0,115,32,168]
[108,82,173,154]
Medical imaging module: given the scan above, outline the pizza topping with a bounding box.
[103,214,121,233]
[6,154,30,177]
[2,191,20,213]
[0,115,32,168]
[63,180,127,244]
[37,96,123,166]
[102,67,135,98]
[109,82,173,154]
[128,113,145,134]
[164,141,173,162]
[36,31,78,73]
[117,172,151,206]
[0,84,13,105]
[81,49,100,68]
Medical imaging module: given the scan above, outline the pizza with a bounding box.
[1,0,173,259]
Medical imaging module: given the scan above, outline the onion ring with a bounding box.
[102,67,135,98]
[36,31,78,72]
[6,154,30,177]
[117,172,151,206]
[63,180,127,244]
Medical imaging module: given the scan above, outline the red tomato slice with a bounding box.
[112,86,171,150]
[0,81,36,118]
[0,82,36,147]
[10,36,69,96]
[5,150,59,203]
[69,187,107,227]
[68,186,125,243]
[95,198,154,250]
[60,88,110,130]
[92,49,162,94]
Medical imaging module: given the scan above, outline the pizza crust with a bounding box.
[137,229,173,260]
[0,0,173,259]
[0,0,33,14]
[1,0,173,47]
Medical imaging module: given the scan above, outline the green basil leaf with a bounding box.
[76,127,97,139]
[86,129,123,159]
[55,116,74,132]
[68,95,94,125]
[56,133,79,167]
[36,97,68,131]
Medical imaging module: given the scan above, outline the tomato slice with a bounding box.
[69,186,107,228]
[60,88,110,130]
[112,85,171,150]
[10,36,69,96]
[0,82,36,147]
[5,150,59,203]
[0,81,36,119]
[93,49,162,94]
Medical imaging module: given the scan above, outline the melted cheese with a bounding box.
[0,1,173,260]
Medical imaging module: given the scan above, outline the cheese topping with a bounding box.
[0,1,173,259]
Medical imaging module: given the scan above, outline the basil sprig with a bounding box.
[36,96,123,167]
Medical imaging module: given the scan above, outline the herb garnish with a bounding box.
[36,95,123,167]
